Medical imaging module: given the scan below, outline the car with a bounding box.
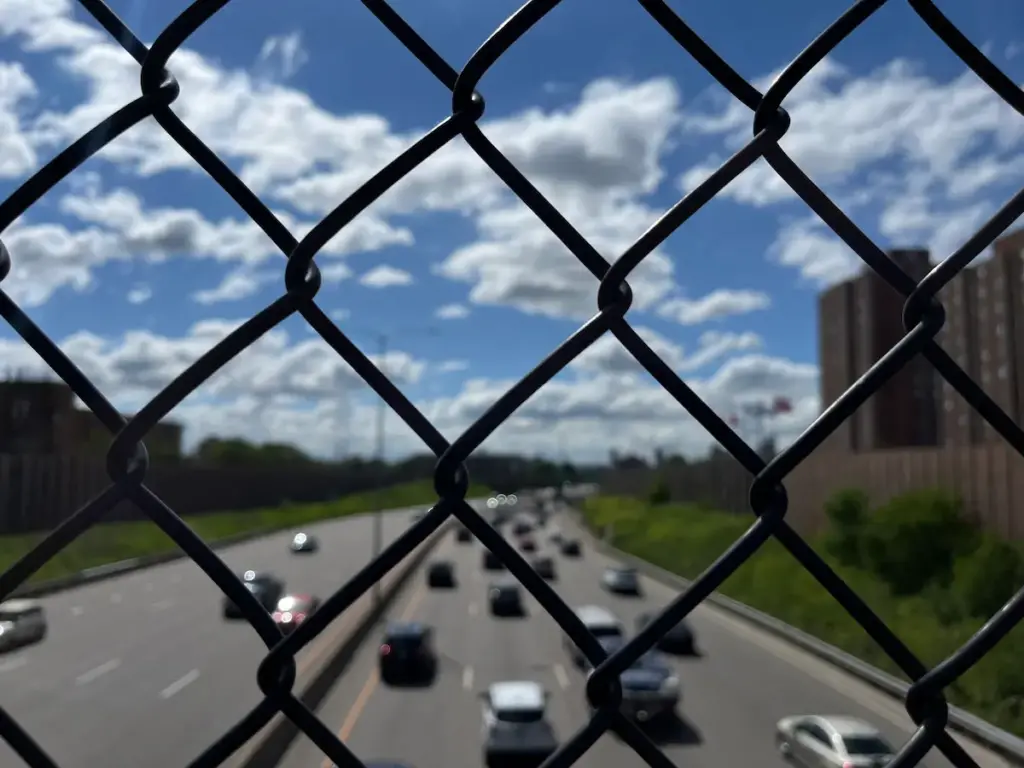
[602,566,642,596]
[271,594,320,635]
[378,621,438,686]
[559,539,581,557]
[427,560,456,588]
[289,532,318,553]
[455,524,473,542]
[584,637,680,724]
[635,611,696,655]
[223,571,285,618]
[531,555,556,581]
[519,537,537,553]
[548,530,564,546]
[563,605,625,667]
[489,579,526,617]
[512,520,533,536]
[483,549,505,571]
[480,681,559,768]
[0,599,46,651]
[775,715,896,768]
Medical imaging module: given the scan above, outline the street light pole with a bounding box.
[372,332,387,609]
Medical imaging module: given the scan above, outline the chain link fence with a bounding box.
[0,0,1022,767]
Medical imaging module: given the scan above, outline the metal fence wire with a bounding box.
[0,0,1022,766]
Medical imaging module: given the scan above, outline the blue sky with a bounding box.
[0,0,1020,461]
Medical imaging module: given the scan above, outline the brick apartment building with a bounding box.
[0,379,183,459]
[819,228,1024,452]
[819,248,938,451]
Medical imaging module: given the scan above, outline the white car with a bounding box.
[776,715,895,768]
[0,599,46,651]
[601,566,642,595]
[480,681,559,768]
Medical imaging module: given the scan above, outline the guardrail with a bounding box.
[567,506,1024,767]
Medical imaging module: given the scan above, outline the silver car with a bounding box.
[0,599,47,651]
[601,566,642,595]
[776,715,895,768]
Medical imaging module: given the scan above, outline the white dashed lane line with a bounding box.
[76,658,120,686]
[71,606,84,616]
[462,666,474,690]
[110,593,122,604]
[553,663,570,690]
[159,669,200,700]
[151,599,174,612]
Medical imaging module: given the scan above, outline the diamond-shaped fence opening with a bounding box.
[0,0,1022,767]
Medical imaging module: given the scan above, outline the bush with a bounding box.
[952,536,1024,620]
[648,478,671,506]
[862,489,977,596]
[823,488,870,567]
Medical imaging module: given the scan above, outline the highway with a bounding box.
[0,506,430,768]
[277,510,1009,768]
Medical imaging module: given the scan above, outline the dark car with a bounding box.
[531,556,556,581]
[489,580,525,617]
[271,594,320,635]
[560,539,581,557]
[289,532,318,553]
[586,637,680,724]
[427,560,456,588]
[223,571,285,618]
[482,681,559,768]
[378,622,438,686]
[519,537,537,553]
[601,566,642,596]
[512,520,533,536]
[455,525,473,542]
[635,611,696,655]
[483,549,505,571]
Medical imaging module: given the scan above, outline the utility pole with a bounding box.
[372,332,387,609]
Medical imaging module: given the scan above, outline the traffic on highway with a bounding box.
[0,508,424,768]
[273,497,996,768]
[0,494,1005,768]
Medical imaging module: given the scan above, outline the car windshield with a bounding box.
[388,633,426,650]
[496,707,544,723]
[843,736,893,755]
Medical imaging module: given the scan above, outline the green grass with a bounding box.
[1,480,491,587]
[581,495,1024,738]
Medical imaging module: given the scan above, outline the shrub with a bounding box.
[862,489,977,596]
[648,477,671,506]
[952,536,1024,620]
[823,488,870,567]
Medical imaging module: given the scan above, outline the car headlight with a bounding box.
[660,676,679,692]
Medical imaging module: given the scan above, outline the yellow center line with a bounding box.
[320,584,427,768]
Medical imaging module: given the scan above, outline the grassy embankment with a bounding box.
[582,494,1024,738]
[0,479,491,585]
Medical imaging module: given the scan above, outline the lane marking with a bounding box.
[71,606,83,617]
[462,666,474,690]
[152,599,174,612]
[468,602,479,617]
[110,593,122,604]
[76,658,120,686]
[159,669,200,700]
[321,585,427,768]
[0,657,27,673]
[553,663,570,690]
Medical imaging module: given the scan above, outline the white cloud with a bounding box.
[657,289,771,325]
[572,326,763,376]
[437,360,469,373]
[359,265,413,288]
[256,31,308,81]
[192,268,276,305]
[126,284,152,304]
[435,303,470,320]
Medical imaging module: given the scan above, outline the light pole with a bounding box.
[346,325,439,610]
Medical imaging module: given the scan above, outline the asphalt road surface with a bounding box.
[0,505,433,768]
[277,511,1010,768]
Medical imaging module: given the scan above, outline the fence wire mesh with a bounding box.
[0,0,1022,766]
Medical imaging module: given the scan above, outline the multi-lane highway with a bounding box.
[277,510,1009,768]
[0,506,429,768]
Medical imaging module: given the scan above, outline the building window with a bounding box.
[959,414,967,427]
[999,365,1009,379]
[997,322,1005,337]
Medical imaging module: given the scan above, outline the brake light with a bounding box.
[293,613,307,623]
[272,612,282,621]
[380,643,391,656]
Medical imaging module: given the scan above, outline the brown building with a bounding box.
[938,228,1024,446]
[819,248,939,452]
[0,379,183,459]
